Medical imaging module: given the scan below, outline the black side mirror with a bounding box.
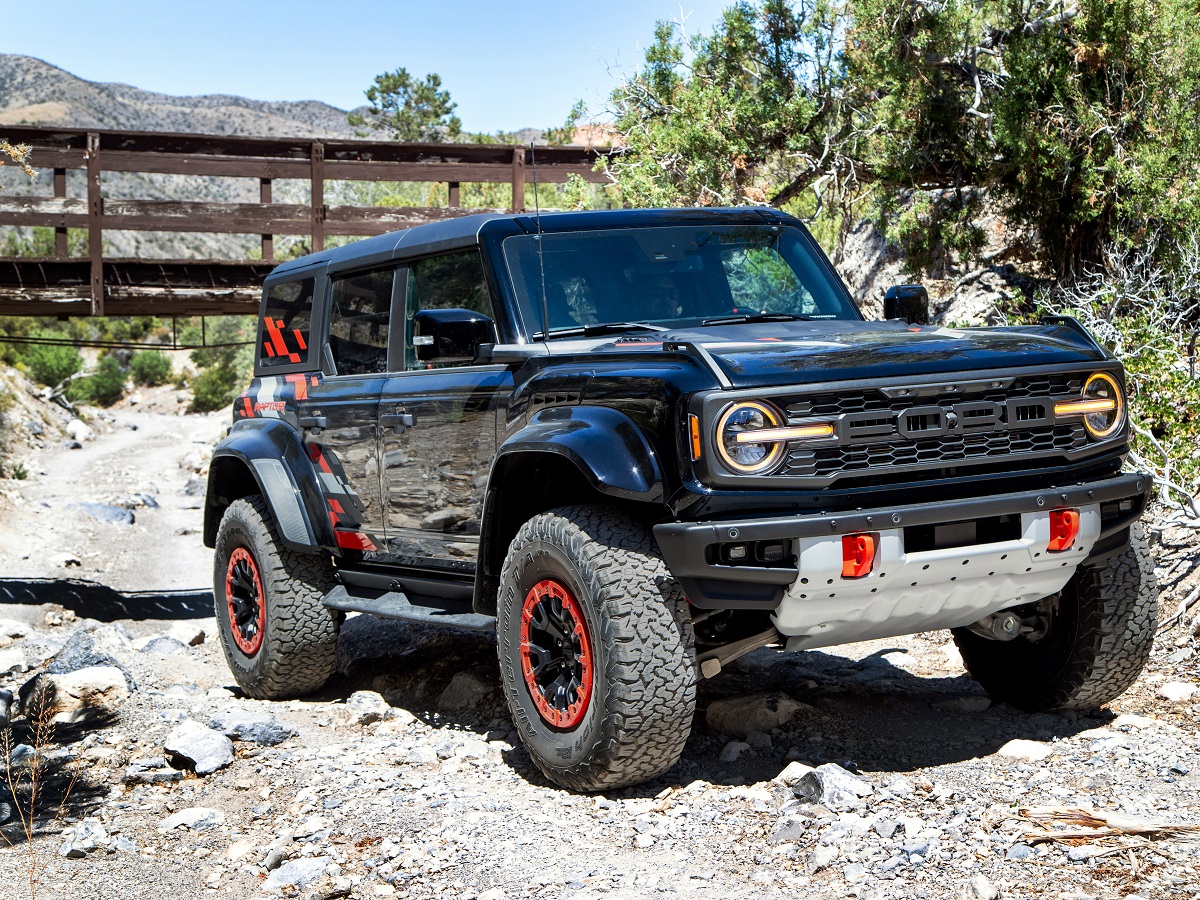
[413,308,496,364]
[883,284,930,325]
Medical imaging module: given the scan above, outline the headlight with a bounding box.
[1054,372,1124,438]
[717,401,786,474]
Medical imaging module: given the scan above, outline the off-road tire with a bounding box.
[497,505,697,792]
[213,496,341,699]
[953,524,1157,711]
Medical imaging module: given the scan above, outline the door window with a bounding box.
[405,251,493,369]
[328,268,394,376]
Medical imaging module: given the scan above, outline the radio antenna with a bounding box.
[531,141,550,344]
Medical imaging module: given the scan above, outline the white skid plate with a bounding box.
[775,505,1100,651]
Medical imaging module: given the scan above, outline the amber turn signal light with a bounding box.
[688,414,702,461]
[1048,508,1080,552]
[841,533,877,578]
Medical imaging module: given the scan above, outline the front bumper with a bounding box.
[654,472,1148,623]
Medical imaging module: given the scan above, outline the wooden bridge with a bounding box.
[0,126,606,318]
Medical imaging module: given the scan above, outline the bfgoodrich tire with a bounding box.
[953,524,1158,711]
[497,505,697,792]
[213,496,341,700]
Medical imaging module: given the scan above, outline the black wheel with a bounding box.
[953,524,1157,711]
[497,505,696,792]
[213,496,341,699]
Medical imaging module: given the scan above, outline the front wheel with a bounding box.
[953,524,1158,711]
[213,496,341,700]
[497,506,697,792]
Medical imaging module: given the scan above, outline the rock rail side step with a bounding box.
[321,585,495,632]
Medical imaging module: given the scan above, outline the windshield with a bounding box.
[502,224,861,338]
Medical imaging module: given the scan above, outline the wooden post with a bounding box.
[448,181,460,208]
[311,142,325,253]
[53,168,68,257]
[260,177,274,261]
[511,148,525,213]
[86,132,104,316]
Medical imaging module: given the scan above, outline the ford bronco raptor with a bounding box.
[205,208,1156,791]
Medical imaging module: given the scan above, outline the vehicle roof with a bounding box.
[267,207,798,279]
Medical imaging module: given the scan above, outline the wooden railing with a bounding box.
[0,126,606,317]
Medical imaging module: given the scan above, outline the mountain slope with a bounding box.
[0,54,359,136]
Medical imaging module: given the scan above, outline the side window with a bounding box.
[260,278,315,369]
[405,250,493,369]
[721,246,816,317]
[328,268,394,376]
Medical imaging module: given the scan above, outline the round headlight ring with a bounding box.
[1082,372,1124,439]
[716,400,786,475]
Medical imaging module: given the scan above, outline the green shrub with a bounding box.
[130,350,173,387]
[25,338,82,387]
[189,364,240,413]
[78,356,127,407]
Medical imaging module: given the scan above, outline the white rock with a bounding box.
[58,818,110,857]
[772,761,816,787]
[477,890,507,900]
[706,693,807,738]
[339,690,391,726]
[808,844,838,872]
[0,647,27,674]
[719,741,751,763]
[1110,714,1162,730]
[0,619,30,642]
[158,807,225,832]
[20,666,130,724]
[65,419,94,442]
[996,739,1053,762]
[168,620,209,647]
[164,720,235,775]
[262,856,330,891]
[794,764,873,810]
[962,874,1000,900]
[1159,682,1197,702]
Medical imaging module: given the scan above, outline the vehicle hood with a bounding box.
[584,320,1110,388]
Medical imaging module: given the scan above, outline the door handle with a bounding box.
[380,412,414,434]
[298,415,327,434]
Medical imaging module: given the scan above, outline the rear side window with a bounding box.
[260,278,315,369]
[328,268,394,375]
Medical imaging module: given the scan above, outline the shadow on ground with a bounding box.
[0,579,212,622]
[281,615,1104,797]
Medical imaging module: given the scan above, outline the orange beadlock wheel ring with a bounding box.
[225,547,266,655]
[519,579,594,729]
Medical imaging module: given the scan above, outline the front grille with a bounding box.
[775,374,1089,482]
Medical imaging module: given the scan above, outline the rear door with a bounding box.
[379,250,511,573]
[295,266,398,557]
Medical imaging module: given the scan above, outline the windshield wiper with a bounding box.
[700,312,813,326]
[536,322,669,340]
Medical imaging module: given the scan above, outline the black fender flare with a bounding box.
[494,405,665,502]
[203,418,333,552]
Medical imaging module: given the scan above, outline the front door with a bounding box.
[379,250,510,572]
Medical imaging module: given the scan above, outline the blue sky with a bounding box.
[6,1,732,132]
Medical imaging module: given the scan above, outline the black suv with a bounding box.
[205,208,1156,791]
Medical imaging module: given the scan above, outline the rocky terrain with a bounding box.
[0,374,1199,900]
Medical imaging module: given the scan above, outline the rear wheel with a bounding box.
[953,525,1157,711]
[497,506,696,792]
[213,496,341,699]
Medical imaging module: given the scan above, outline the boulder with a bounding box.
[138,636,188,655]
[262,856,330,891]
[73,501,135,526]
[46,626,135,688]
[164,720,235,775]
[168,621,208,647]
[58,818,111,857]
[124,756,184,785]
[0,647,27,675]
[65,419,94,443]
[208,708,296,745]
[338,691,392,727]
[19,666,130,724]
[705,693,808,738]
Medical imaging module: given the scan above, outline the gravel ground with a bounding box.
[1,381,1199,900]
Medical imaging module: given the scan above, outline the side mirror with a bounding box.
[883,284,930,325]
[413,308,496,364]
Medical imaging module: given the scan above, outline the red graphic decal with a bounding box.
[308,444,333,474]
[285,373,308,401]
[264,316,301,363]
[263,341,275,357]
[241,397,254,417]
[293,329,307,350]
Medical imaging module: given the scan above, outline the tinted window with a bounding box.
[260,278,315,369]
[502,226,860,336]
[328,268,394,375]
[405,251,493,369]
